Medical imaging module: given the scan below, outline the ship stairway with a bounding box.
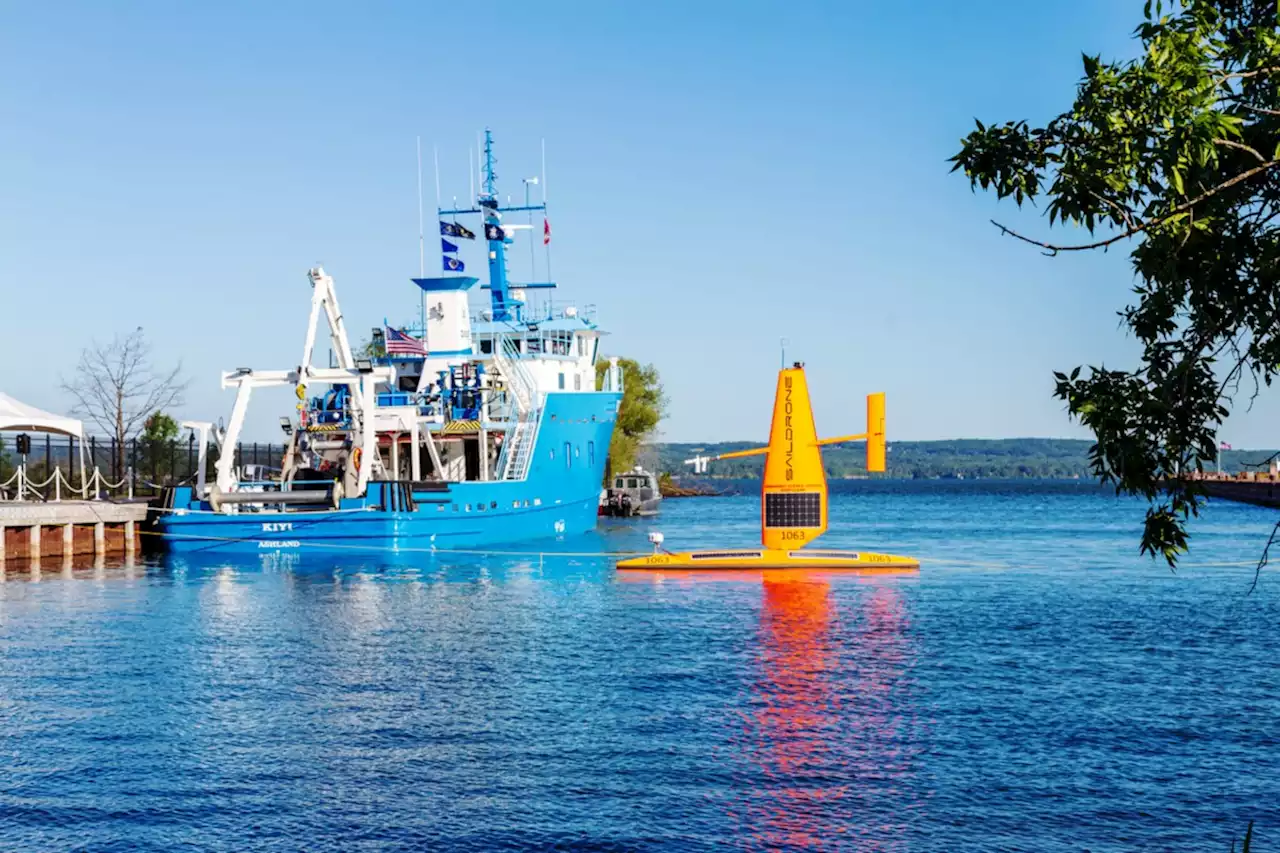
[497,408,541,481]
[493,336,538,416]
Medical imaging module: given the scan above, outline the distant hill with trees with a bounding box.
[651,439,1280,481]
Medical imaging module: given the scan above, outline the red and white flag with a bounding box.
[543,217,551,245]
[1220,440,1232,450]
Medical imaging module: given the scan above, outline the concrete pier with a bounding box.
[0,502,148,563]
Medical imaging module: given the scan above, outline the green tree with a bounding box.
[951,0,1280,565]
[595,357,666,481]
[139,411,180,485]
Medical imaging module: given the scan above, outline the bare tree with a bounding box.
[61,327,188,476]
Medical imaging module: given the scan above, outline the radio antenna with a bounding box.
[433,145,441,207]
[542,138,551,281]
[416,136,425,277]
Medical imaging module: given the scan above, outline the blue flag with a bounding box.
[441,238,459,253]
[440,221,459,237]
[443,256,465,272]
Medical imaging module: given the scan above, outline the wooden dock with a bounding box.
[0,501,149,563]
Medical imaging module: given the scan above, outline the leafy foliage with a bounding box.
[951,0,1280,564]
[595,357,666,479]
[142,412,180,443]
[139,412,181,483]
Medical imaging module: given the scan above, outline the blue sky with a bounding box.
[3,1,1277,447]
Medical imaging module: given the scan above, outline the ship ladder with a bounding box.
[499,410,541,481]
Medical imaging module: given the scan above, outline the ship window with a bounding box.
[558,373,565,390]
[574,374,581,391]
[528,337,543,354]
[574,445,580,457]
[513,500,520,509]
[437,505,445,512]
[480,339,493,354]
[523,500,529,507]
[577,335,586,356]
[452,503,459,512]
[533,498,541,506]
[565,442,572,469]
[549,448,555,460]
[478,503,485,512]
[589,441,595,466]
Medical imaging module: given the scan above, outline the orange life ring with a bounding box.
[352,448,362,470]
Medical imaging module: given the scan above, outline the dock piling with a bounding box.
[0,503,149,565]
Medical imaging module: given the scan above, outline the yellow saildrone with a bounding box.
[616,362,918,572]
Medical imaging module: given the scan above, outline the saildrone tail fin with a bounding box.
[866,393,886,473]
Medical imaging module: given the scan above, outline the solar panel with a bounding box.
[764,492,822,528]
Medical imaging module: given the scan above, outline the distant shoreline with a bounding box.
[648,438,1277,480]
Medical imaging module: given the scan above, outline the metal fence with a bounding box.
[0,434,287,499]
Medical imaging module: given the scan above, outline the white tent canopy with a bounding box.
[0,392,89,500]
[0,391,84,439]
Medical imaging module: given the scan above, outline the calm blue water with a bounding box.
[0,481,1276,852]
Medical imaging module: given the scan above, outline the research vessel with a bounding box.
[157,132,622,554]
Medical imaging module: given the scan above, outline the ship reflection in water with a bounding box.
[629,569,920,849]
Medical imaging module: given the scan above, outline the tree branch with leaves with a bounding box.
[951,0,1280,566]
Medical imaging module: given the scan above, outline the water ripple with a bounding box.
[0,481,1275,851]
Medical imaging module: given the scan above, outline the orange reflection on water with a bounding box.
[753,573,915,850]
[622,567,917,850]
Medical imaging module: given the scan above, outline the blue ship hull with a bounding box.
[156,391,621,555]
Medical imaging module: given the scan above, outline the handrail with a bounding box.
[493,334,539,414]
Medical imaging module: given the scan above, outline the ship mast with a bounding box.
[438,129,551,324]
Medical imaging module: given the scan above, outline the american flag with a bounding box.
[1220,440,1232,451]
[385,326,427,357]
